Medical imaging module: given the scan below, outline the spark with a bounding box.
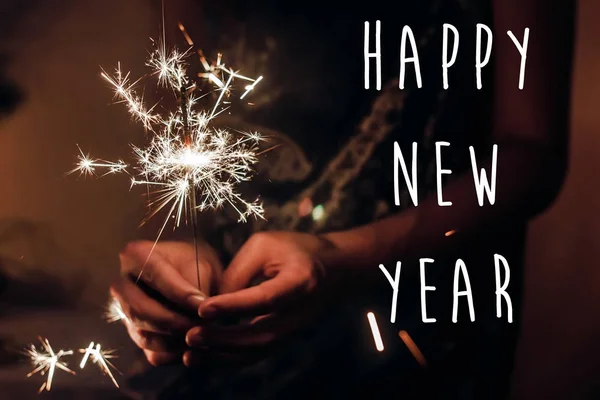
[104,297,129,324]
[177,22,194,46]
[398,330,427,367]
[79,342,120,388]
[240,75,263,99]
[367,312,384,352]
[70,145,128,177]
[177,22,262,101]
[100,64,160,131]
[24,338,76,393]
[445,229,457,237]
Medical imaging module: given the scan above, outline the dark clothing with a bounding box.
[133,1,525,398]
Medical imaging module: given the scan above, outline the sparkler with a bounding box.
[24,338,76,393]
[79,342,120,388]
[70,24,265,291]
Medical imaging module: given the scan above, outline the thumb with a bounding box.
[199,235,270,318]
[121,241,207,311]
[199,271,303,319]
[218,234,271,295]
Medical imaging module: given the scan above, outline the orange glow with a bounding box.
[177,22,194,46]
[399,330,427,367]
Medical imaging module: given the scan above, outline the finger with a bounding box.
[144,349,181,367]
[218,233,272,294]
[186,319,275,348]
[125,323,187,352]
[163,241,223,295]
[183,350,202,367]
[186,311,310,348]
[110,278,194,333]
[199,270,306,320]
[120,241,207,310]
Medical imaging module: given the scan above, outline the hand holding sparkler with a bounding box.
[184,232,340,355]
[110,240,222,366]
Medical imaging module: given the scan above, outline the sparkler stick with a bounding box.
[24,338,76,393]
[190,191,202,291]
[79,342,120,388]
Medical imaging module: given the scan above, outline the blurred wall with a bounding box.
[0,0,157,305]
[512,0,600,398]
[0,0,213,307]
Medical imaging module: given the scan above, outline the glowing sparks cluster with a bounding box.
[72,39,265,233]
[197,50,263,100]
[131,114,264,226]
[24,338,120,392]
[24,338,75,393]
[79,342,120,388]
[105,297,128,324]
[177,22,263,101]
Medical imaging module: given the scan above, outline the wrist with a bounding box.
[316,227,379,298]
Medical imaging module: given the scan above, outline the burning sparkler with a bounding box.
[70,24,265,291]
[24,338,76,393]
[79,342,120,388]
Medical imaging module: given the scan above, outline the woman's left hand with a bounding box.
[185,231,343,357]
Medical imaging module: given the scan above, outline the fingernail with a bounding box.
[183,351,193,367]
[188,295,206,309]
[186,328,203,347]
[198,304,216,319]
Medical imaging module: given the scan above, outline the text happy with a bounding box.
[364,22,530,90]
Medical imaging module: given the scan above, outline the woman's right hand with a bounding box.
[110,240,222,366]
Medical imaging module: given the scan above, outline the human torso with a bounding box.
[172,1,525,398]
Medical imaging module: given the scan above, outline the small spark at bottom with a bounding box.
[24,338,76,393]
[398,330,428,367]
[367,312,384,352]
[79,342,120,388]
